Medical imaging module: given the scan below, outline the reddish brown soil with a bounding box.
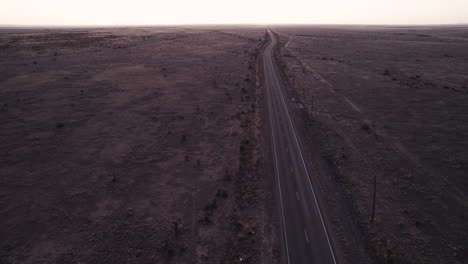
[0,27,277,264]
[274,26,468,263]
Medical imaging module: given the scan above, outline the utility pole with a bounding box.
[370,173,376,222]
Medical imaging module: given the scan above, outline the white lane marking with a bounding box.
[264,29,291,264]
[296,192,300,201]
[267,31,338,264]
[304,228,309,244]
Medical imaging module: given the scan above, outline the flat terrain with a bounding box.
[0,27,278,263]
[2,25,467,264]
[274,26,468,263]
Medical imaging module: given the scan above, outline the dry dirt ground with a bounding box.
[0,26,279,263]
[274,26,468,263]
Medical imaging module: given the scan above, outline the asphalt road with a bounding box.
[263,30,338,264]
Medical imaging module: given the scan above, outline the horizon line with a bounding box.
[1,22,468,29]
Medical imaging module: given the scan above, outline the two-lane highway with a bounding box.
[263,29,338,264]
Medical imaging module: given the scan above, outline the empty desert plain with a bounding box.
[1,25,467,264]
[0,26,277,263]
[274,25,468,263]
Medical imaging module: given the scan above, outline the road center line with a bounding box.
[264,31,291,264]
[267,30,338,264]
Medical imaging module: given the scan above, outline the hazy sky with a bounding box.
[1,0,467,25]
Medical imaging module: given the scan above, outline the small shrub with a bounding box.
[224,168,231,182]
[384,248,393,263]
[216,189,228,199]
[204,200,217,215]
[199,215,211,225]
[361,123,370,131]
[172,221,180,237]
[240,145,245,152]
